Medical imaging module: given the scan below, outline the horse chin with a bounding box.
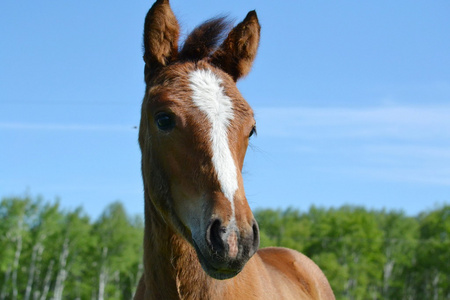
[192,240,243,280]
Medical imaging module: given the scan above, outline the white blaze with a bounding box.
[189,69,238,217]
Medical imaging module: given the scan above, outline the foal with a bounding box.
[135,1,335,299]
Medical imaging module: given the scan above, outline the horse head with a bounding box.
[139,0,261,280]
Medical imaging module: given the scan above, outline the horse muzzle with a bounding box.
[193,217,260,280]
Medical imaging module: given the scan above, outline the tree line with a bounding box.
[0,196,448,299]
[256,205,449,300]
[0,197,143,300]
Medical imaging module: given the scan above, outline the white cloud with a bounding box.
[255,105,450,140]
[0,122,135,132]
[254,105,450,186]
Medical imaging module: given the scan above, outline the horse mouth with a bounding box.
[193,240,243,280]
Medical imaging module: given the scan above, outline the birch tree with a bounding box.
[413,206,450,299]
[94,202,143,299]
[0,197,34,299]
[24,201,62,300]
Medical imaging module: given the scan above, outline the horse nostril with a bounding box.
[206,218,226,253]
[250,219,260,256]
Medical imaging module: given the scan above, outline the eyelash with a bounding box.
[249,126,257,138]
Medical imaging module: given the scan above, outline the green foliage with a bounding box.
[0,196,143,300]
[0,196,448,299]
[412,206,450,299]
[255,205,450,300]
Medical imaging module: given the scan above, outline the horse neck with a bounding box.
[143,193,216,299]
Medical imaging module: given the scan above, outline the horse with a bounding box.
[134,1,335,299]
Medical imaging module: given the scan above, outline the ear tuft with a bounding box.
[210,10,261,81]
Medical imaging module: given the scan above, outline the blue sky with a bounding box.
[1,0,449,219]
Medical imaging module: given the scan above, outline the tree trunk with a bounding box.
[383,260,395,296]
[24,243,44,300]
[53,237,70,300]
[11,218,24,300]
[432,271,439,300]
[113,271,120,299]
[32,290,41,300]
[98,246,109,300]
[0,263,12,300]
[131,262,143,297]
[39,260,54,300]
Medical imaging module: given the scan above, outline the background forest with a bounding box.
[0,196,448,300]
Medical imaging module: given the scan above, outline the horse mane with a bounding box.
[179,16,232,62]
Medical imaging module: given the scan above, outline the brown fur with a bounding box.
[210,11,261,81]
[143,0,179,79]
[135,1,335,299]
[179,17,231,62]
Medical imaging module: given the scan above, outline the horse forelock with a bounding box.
[179,17,232,62]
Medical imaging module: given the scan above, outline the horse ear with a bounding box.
[210,11,261,81]
[143,0,179,78]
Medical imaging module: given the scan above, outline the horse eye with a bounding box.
[155,112,175,131]
[249,126,257,138]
